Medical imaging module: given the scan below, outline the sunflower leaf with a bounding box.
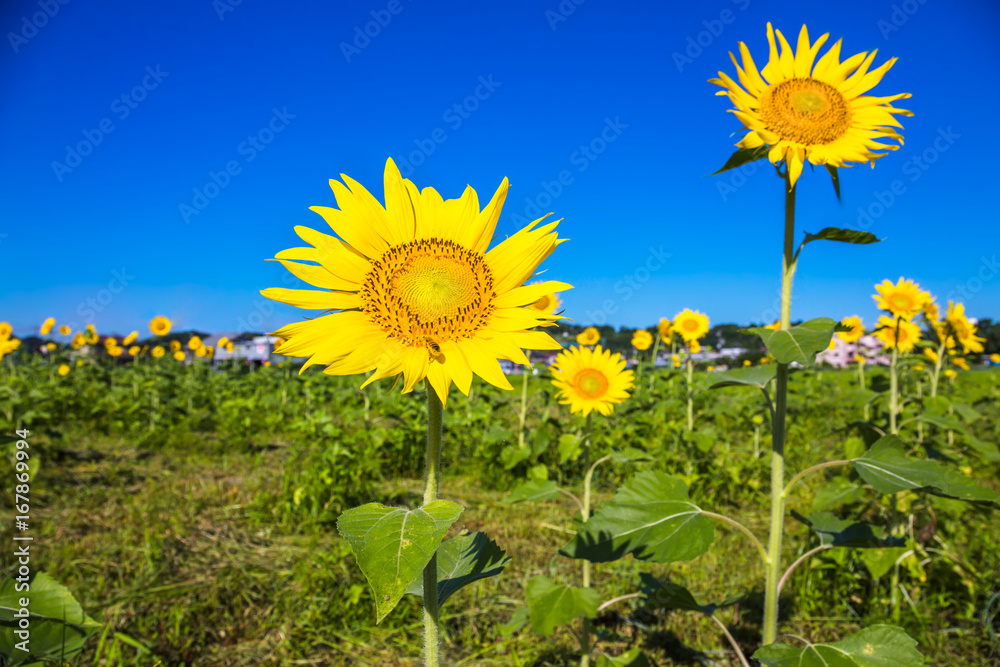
[336,500,463,623]
[708,366,776,390]
[745,318,841,366]
[559,471,713,563]
[853,435,1000,507]
[709,144,771,175]
[502,479,562,505]
[525,575,599,636]
[753,624,922,666]
[793,511,903,549]
[639,572,743,616]
[405,531,511,607]
[801,226,880,249]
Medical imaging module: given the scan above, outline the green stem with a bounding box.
[423,388,444,667]
[889,344,899,435]
[517,365,530,448]
[929,342,945,397]
[763,173,798,646]
[634,349,644,397]
[648,335,661,392]
[580,413,594,667]
[686,355,694,431]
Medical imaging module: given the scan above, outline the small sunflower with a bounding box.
[0,322,12,339]
[576,326,601,346]
[58,325,71,336]
[672,354,681,368]
[673,309,710,343]
[945,301,985,354]
[690,340,702,354]
[173,351,185,361]
[108,346,124,357]
[550,345,634,417]
[128,345,140,356]
[226,342,235,353]
[45,342,56,351]
[873,278,924,320]
[188,336,203,351]
[743,359,752,367]
[913,363,925,372]
[952,357,970,371]
[632,329,653,351]
[943,368,958,380]
[104,337,118,349]
[874,315,920,354]
[58,364,70,376]
[989,353,999,364]
[170,340,182,352]
[217,337,231,348]
[657,318,672,343]
[526,287,562,317]
[123,331,138,346]
[150,316,172,337]
[40,317,55,335]
[854,354,866,365]
[838,315,864,343]
[71,333,86,349]
[152,346,166,358]
[711,23,912,188]
[195,346,207,358]
[263,158,570,405]
[923,347,939,363]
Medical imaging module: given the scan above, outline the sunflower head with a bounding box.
[923,347,939,363]
[576,326,601,346]
[631,329,653,351]
[874,315,921,354]
[170,340,181,352]
[71,333,86,349]
[188,336,203,351]
[217,337,230,348]
[657,318,672,343]
[873,278,925,320]
[58,364,70,376]
[262,158,570,405]
[58,325,71,336]
[945,301,985,354]
[123,331,138,346]
[128,345,140,356]
[854,354,866,365]
[150,316,172,337]
[0,322,11,340]
[526,287,563,317]
[152,346,166,358]
[673,309,710,343]
[711,23,912,188]
[103,337,118,349]
[173,351,185,361]
[550,345,634,417]
[690,340,702,354]
[952,357,970,371]
[108,346,123,357]
[40,317,55,336]
[943,368,958,380]
[838,315,864,343]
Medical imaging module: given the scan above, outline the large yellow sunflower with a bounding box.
[576,326,600,346]
[149,316,172,337]
[550,345,634,417]
[837,315,865,343]
[632,329,653,351]
[711,24,912,188]
[674,309,710,343]
[263,159,570,405]
[873,277,924,320]
[874,315,921,354]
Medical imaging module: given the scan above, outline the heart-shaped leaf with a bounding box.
[525,575,599,636]
[745,318,841,366]
[753,624,922,666]
[559,471,713,563]
[639,572,743,616]
[405,531,510,606]
[336,500,463,623]
[853,436,1000,507]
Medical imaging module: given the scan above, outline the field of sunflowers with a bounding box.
[2,19,1000,667]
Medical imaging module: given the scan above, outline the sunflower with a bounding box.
[104,337,118,349]
[170,340,182,353]
[743,359,752,367]
[874,315,920,354]
[913,363,925,372]
[945,301,985,354]
[152,346,166,358]
[262,158,570,405]
[576,327,600,346]
[923,347,939,363]
[123,331,138,346]
[188,335,203,351]
[854,354,866,365]
[58,364,70,376]
[40,317,55,335]
[838,315,864,342]
[0,338,20,360]
[672,354,681,368]
[674,309,710,343]
[45,343,56,351]
[632,329,653,351]
[173,351,185,361]
[58,325,71,336]
[108,346,124,357]
[526,287,562,316]
[71,333,86,349]
[690,340,702,354]
[195,346,207,358]
[550,345,634,416]
[943,368,957,380]
[873,278,924,320]
[150,316,172,337]
[226,342,235,353]
[711,23,912,188]
[128,345,140,356]
[217,337,230,348]
[990,353,1000,364]
[657,318,672,343]
[0,322,11,339]
[952,357,970,371]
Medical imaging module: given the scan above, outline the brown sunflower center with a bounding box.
[574,368,609,399]
[361,238,496,351]
[759,78,851,145]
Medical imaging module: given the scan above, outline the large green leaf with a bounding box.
[639,572,742,616]
[853,436,1000,507]
[709,144,771,175]
[0,572,101,666]
[917,413,999,461]
[810,478,865,513]
[336,500,463,623]
[525,575,599,636]
[801,226,879,249]
[745,318,841,366]
[796,511,903,549]
[406,531,511,606]
[753,624,922,666]
[502,479,562,505]
[708,365,776,390]
[607,447,654,464]
[559,472,714,563]
[860,547,909,579]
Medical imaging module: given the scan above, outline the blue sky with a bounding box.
[2,0,998,337]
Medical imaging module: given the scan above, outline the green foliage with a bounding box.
[405,531,510,606]
[524,575,599,636]
[753,624,923,666]
[746,318,841,366]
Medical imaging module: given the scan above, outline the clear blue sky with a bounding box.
[2,0,998,337]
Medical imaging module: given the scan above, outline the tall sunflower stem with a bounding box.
[580,412,595,667]
[685,356,694,431]
[423,389,444,667]
[763,174,798,647]
[517,365,530,448]
[889,345,900,435]
[648,335,661,393]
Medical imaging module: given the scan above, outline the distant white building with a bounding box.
[209,334,281,363]
[817,335,890,368]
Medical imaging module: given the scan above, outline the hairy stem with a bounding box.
[423,389,444,666]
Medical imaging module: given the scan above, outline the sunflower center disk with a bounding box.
[889,295,914,312]
[361,238,496,350]
[760,78,851,145]
[575,369,609,399]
